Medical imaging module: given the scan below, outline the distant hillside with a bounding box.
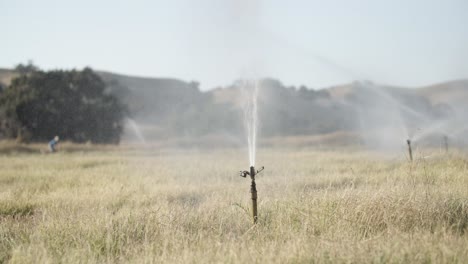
[1,68,467,147]
[0,68,18,88]
[417,79,468,105]
[97,71,207,122]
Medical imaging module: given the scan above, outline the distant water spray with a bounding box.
[412,121,448,142]
[241,79,260,166]
[126,118,146,144]
[449,125,468,137]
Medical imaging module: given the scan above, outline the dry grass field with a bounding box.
[1,143,468,263]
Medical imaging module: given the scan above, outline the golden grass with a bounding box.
[1,145,468,263]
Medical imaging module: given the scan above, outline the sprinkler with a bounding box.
[240,166,264,224]
[443,135,449,153]
[407,139,413,162]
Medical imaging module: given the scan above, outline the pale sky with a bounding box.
[2,0,467,90]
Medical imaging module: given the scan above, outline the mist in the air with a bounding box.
[107,0,468,152]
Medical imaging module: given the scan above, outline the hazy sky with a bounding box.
[2,0,467,90]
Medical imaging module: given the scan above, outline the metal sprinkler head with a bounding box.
[239,166,264,180]
[239,170,248,178]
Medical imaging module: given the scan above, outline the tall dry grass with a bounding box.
[1,145,468,263]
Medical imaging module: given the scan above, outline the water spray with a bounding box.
[407,139,413,162]
[239,79,262,223]
[240,166,264,224]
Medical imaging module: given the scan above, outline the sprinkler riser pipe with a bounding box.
[443,135,449,153]
[407,139,413,162]
[250,166,258,224]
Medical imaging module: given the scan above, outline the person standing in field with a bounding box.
[48,136,60,152]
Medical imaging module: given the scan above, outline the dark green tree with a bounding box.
[15,60,39,75]
[0,67,126,143]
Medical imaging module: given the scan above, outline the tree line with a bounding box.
[0,63,126,143]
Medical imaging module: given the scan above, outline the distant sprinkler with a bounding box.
[240,166,264,224]
[407,139,413,162]
[442,134,449,154]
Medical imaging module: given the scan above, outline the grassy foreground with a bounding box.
[1,145,468,263]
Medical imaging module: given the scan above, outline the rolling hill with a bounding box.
[1,68,467,147]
